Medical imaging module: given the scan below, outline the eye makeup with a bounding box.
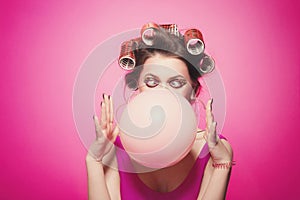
[143,74,188,89]
[143,74,160,88]
[168,78,187,88]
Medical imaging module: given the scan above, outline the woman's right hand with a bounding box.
[87,94,119,162]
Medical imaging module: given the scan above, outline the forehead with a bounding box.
[141,54,191,80]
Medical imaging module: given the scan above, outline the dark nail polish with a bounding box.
[102,93,105,99]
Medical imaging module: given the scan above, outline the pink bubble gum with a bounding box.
[119,89,197,169]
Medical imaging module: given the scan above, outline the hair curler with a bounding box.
[199,54,215,74]
[160,24,179,36]
[141,23,180,46]
[141,22,160,46]
[184,29,205,55]
[118,39,139,70]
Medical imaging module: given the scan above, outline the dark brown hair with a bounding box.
[125,28,203,97]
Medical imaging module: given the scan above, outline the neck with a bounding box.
[135,152,197,192]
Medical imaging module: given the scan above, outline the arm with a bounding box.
[198,99,234,200]
[198,140,233,200]
[86,156,111,200]
[86,94,119,200]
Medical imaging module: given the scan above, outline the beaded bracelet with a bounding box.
[212,161,236,169]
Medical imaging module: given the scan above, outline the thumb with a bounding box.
[208,121,219,148]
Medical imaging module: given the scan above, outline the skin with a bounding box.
[86,54,233,200]
[138,54,194,101]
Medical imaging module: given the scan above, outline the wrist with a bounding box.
[86,153,103,164]
[210,139,233,162]
[212,160,236,169]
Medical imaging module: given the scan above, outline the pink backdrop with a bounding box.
[1,0,299,199]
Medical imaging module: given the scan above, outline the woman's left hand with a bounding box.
[204,99,233,163]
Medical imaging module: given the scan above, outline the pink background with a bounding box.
[1,0,299,199]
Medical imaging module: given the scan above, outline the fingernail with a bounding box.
[103,93,105,99]
[108,95,111,99]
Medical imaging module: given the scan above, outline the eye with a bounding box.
[144,77,159,88]
[168,79,187,88]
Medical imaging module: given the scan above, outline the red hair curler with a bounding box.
[184,29,205,55]
[118,38,140,70]
[141,23,180,46]
[199,54,215,74]
[160,24,179,36]
[118,23,215,74]
[141,22,160,46]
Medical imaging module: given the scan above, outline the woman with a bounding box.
[86,23,234,200]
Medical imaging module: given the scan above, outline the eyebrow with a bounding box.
[144,73,160,80]
[167,75,186,82]
[144,73,186,81]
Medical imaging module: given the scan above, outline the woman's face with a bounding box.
[138,54,194,101]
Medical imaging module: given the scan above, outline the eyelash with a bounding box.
[144,77,159,88]
[143,77,187,89]
[169,79,187,88]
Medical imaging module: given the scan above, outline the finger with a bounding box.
[109,95,114,124]
[203,130,208,141]
[205,99,213,119]
[104,94,109,120]
[208,121,218,147]
[104,94,111,132]
[206,99,214,130]
[100,101,107,129]
[109,126,119,142]
[106,95,114,136]
[93,115,102,137]
[106,94,113,134]
[212,121,220,144]
[209,121,216,138]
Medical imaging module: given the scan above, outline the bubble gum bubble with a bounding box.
[119,89,197,169]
